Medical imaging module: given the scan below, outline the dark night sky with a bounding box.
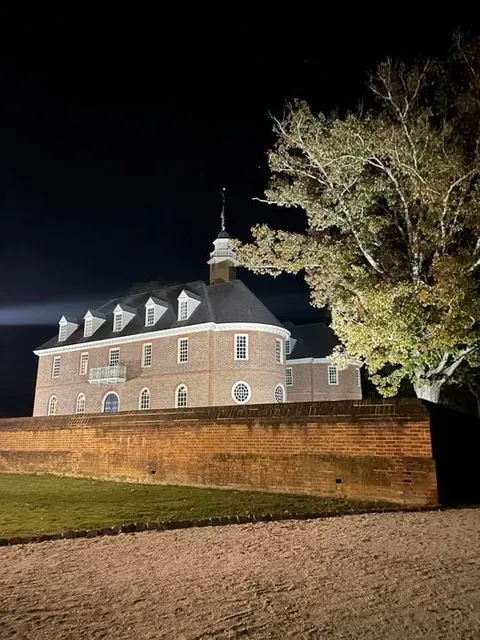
[0,8,477,415]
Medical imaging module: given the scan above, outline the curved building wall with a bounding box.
[33,325,288,415]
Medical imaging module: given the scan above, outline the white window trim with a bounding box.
[83,310,106,337]
[139,387,151,410]
[75,393,85,415]
[178,337,188,363]
[285,339,291,356]
[276,338,283,364]
[178,299,189,321]
[328,364,339,386]
[286,367,293,386]
[109,348,120,367]
[145,306,156,327]
[58,316,78,342]
[144,297,167,327]
[231,380,252,404]
[47,395,58,416]
[113,311,123,332]
[177,290,201,322]
[356,367,362,387]
[52,356,61,378]
[142,343,152,368]
[274,383,286,403]
[175,384,188,408]
[102,391,120,413]
[79,352,89,375]
[59,324,68,342]
[234,333,249,361]
[84,317,93,337]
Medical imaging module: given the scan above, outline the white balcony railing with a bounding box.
[88,365,126,385]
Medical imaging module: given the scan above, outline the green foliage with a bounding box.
[0,474,397,537]
[238,33,480,400]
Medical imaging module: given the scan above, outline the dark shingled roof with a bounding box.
[285,322,339,359]
[36,279,285,351]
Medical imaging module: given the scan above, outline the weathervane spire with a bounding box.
[220,187,226,232]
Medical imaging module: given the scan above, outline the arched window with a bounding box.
[175,384,188,408]
[48,395,58,416]
[274,384,285,403]
[103,392,120,413]
[139,388,151,410]
[75,393,86,415]
[231,381,251,404]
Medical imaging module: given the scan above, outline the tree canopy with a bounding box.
[237,32,480,402]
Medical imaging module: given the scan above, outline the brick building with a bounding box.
[33,228,362,416]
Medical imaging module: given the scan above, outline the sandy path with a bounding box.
[0,509,479,639]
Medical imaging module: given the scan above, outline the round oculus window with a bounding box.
[232,381,251,404]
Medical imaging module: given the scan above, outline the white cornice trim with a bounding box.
[33,322,290,356]
[287,357,329,364]
[287,357,363,366]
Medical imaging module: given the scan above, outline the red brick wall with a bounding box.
[0,399,438,506]
[286,363,362,402]
[33,329,287,415]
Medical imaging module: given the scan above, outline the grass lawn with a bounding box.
[0,473,401,538]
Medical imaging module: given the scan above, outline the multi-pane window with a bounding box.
[84,317,93,337]
[232,381,251,404]
[355,367,361,387]
[52,356,61,378]
[286,367,293,386]
[142,343,152,367]
[274,384,285,403]
[109,348,120,367]
[146,307,155,327]
[328,365,339,385]
[139,388,151,410]
[176,385,188,408]
[285,339,291,356]
[75,393,85,415]
[178,338,188,363]
[179,299,188,321]
[59,324,67,342]
[235,334,248,360]
[275,339,283,364]
[79,353,89,375]
[48,395,58,416]
[114,312,123,332]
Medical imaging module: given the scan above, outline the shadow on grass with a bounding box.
[0,473,407,538]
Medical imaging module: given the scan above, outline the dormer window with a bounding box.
[179,299,188,321]
[84,317,93,337]
[58,315,78,342]
[177,290,201,322]
[113,304,136,333]
[146,307,155,326]
[285,336,296,356]
[114,312,123,332]
[83,310,106,338]
[144,297,167,327]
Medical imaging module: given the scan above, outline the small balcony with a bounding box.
[88,365,127,385]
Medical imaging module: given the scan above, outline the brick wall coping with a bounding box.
[0,399,430,432]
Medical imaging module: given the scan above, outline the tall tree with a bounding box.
[237,33,480,402]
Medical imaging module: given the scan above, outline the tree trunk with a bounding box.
[468,386,480,418]
[414,382,443,403]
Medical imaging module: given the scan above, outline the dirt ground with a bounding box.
[0,509,479,639]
